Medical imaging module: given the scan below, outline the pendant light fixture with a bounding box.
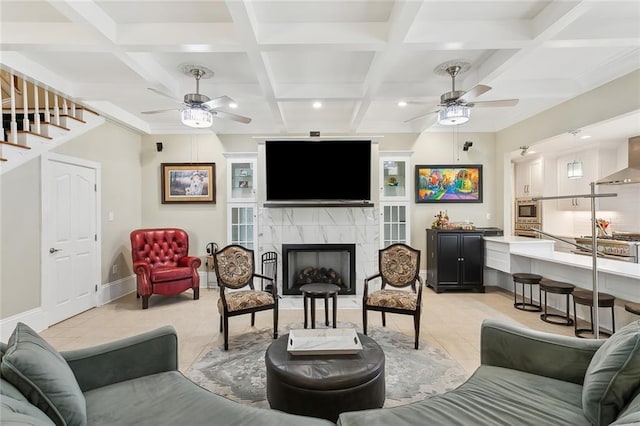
[567,130,583,179]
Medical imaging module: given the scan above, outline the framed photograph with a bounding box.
[161,163,215,204]
[415,164,483,203]
[238,180,249,188]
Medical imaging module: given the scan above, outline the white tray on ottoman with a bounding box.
[287,328,363,355]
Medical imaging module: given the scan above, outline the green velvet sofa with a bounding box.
[338,319,640,426]
[0,323,333,425]
[2,319,639,425]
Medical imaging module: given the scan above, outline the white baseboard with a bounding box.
[0,308,47,342]
[99,275,136,305]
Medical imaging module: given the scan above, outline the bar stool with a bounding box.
[512,273,542,312]
[572,289,616,338]
[539,279,575,326]
[625,302,640,316]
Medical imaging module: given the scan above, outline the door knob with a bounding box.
[49,248,62,253]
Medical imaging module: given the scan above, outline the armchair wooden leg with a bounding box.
[273,308,278,340]
[251,313,255,327]
[136,292,140,298]
[223,316,229,351]
[142,295,149,309]
[193,288,199,300]
[414,313,420,350]
[363,308,368,335]
[219,315,223,333]
[382,312,386,327]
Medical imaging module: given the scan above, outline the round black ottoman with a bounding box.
[265,332,385,422]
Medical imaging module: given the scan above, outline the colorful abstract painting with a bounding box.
[415,164,483,203]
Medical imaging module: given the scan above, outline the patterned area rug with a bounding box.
[185,322,468,409]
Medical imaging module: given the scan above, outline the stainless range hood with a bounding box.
[596,136,640,185]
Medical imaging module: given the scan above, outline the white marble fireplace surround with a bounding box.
[258,206,379,296]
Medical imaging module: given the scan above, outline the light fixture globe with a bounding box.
[181,107,213,128]
[438,105,470,125]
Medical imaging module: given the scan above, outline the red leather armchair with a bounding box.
[130,228,202,309]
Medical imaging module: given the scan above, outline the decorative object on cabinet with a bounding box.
[161,162,215,203]
[415,164,482,203]
[426,229,484,293]
[363,243,422,349]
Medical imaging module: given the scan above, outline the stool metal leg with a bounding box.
[332,293,337,328]
[310,297,316,329]
[324,294,329,326]
[303,294,309,329]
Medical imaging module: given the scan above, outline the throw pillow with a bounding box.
[582,320,640,426]
[0,322,87,425]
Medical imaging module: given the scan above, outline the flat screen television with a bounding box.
[265,140,371,203]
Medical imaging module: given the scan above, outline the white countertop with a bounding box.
[484,236,640,280]
[483,236,557,245]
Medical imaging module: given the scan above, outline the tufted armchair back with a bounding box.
[130,228,201,309]
[131,228,190,268]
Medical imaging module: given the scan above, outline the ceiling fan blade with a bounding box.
[469,99,519,108]
[148,87,182,103]
[213,110,252,124]
[202,95,234,110]
[141,108,179,114]
[404,109,440,123]
[458,84,491,103]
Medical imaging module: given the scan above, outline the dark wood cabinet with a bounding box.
[426,229,484,293]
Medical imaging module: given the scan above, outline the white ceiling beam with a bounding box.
[474,1,593,86]
[350,0,425,132]
[224,0,285,132]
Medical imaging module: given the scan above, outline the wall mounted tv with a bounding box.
[265,140,372,205]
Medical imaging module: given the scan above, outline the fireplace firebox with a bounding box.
[282,244,356,295]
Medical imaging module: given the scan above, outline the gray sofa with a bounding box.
[0,323,333,425]
[2,319,639,425]
[338,319,640,426]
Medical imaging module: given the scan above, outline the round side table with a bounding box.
[299,283,340,329]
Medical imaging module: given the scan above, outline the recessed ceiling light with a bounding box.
[397,101,407,107]
[229,102,238,109]
[313,101,322,109]
[580,134,591,139]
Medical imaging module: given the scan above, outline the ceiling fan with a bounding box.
[142,64,251,128]
[405,60,519,125]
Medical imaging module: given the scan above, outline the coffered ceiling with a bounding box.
[1,0,638,136]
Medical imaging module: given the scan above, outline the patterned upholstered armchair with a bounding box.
[213,245,278,350]
[363,243,423,349]
[130,228,202,309]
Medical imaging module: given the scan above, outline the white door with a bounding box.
[43,154,99,325]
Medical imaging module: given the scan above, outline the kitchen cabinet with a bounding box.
[556,148,617,210]
[515,158,544,197]
[426,229,484,293]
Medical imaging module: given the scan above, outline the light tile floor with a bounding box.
[41,286,582,376]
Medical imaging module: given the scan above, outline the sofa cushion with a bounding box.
[150,266,192,283]
[84,370,334,426]
[338,365,588,426]
[611,390,640,425]
[582,321,640,426]
[1,393,55,425]
[0,322,87,426]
